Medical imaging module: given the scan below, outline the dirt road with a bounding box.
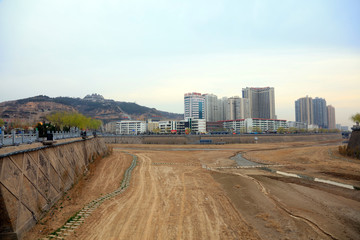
[70,150,259,239]
[25,142,360,240]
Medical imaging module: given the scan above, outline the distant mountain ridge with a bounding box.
[0,94,182,124]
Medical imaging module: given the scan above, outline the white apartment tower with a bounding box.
[184,92,205,119]
[203,93,219,122]
[186,90,270,122]
[327,105,336,129]
[191,93,251,122]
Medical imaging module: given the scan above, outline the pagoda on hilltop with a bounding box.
[83,93,105,102]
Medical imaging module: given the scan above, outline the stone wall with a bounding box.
[103,134,342,145]
[348,130,360,158]
[0,137,108,240]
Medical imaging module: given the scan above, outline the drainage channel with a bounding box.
[152,162,200,166]
[222,153,359,191]
[259,166,358,190]
[230,153,262,167]
[42,152,138,240]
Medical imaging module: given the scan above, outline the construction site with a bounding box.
[1,134,359,240]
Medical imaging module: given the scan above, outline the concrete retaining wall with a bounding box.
[103,134,342,145]
[0,138,108,240]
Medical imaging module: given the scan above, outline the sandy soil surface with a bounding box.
[244,145,360,187]
[23,149,133,240]
[69,149,259,240]
[25,141,360,240]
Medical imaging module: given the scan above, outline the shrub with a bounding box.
[338,145,360,159]
[338,145,347,155]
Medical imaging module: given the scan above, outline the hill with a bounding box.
[0,94,183,124]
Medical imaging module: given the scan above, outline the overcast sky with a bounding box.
[1,0,359,126]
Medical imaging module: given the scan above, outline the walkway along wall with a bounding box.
[0,137,109,240]
[103,133,342,145]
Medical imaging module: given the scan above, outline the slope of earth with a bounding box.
[0,99,75,122]
[22,149,133,240]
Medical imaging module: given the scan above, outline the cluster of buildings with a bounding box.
[110,87,340,135]
[185,87,276,122]
[113,87,287,135]
[184,87,284,133]
[115,119,206,135]
[293,96,336,130]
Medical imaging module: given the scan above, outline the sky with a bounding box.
[0,0,359,126]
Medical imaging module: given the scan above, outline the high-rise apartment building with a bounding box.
[242,87,275,119]
[227,96,250,120]
[221,97,229,120]
[295,96,313,125]
[216,97,226,121]
[295,96,335,129]
[203,94,250,121]
[186,90,273,122]
[203,94,221,122]
[239,98,250,119]
[313,97,328,128]
[228,96,239,120]
[327,105,336,129]
[184,92,205,119]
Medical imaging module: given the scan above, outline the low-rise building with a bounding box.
[307,124,319,131]
[116,121,146,135]
[287,121,319,130]
[221,118,287,133]
[176,119,206,134]
[189,119,206,134]
[147,119,160,133]
[206,122,225,132]
[246,118,287,133]
[158,121,177,133]
[288,121,307,130]
[222,119,246,133]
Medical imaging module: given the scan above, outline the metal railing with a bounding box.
[0,129,92,147]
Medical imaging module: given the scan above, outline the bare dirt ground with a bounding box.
[24,140,360,240]
[243,144,360,187]
[23,149,133,240]
[69,149,259,240]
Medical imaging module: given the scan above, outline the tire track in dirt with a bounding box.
[222,170,338,240]
[193,172,259,240]
[70,152,160,240]
[176,169,193,240]
[192,175,219,240]
[174,166,259,240]
[140,154,159,239]
[68,150,261,240]
[115,154,147,238]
